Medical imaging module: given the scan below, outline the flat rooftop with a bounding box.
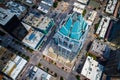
[0,46,15,71]
[89,40,110,59]
[38,3,50,13]
[81,56,104,80]
[86,11,97,25]
[105,0,118,14]
[73,2,85,14]
[96,16,111,38]
[23,12,53,31]
[2,56,27,80]
[77,0,89,4]
[0,7,14,26]
[22,27,44,49]
[6,1,26,17]
[23,0,33,4]
[28,66,56,80]
[41,0,54,6]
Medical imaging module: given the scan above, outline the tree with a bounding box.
[53,2,58,8]
[54,73,57,77]
[60,76,64,80]
[25,56,30,61]
[57,0,62,2]
[82,9,86,16]
[76,75,80,80]
[38,63,41,67]
[46,68,49,72]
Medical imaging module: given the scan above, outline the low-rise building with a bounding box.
[86,10,97,25]
[27,66,57,80]
[38,3,50,13]
[22,0,35,7]
[77,0,89,5]
[22,27,44,50]
[96,16,111,39]
[2,56,27,80]
[73,2,86,14]
[41,0,54,6]
[81,56,104,80]
[37,0,54,13]
[89,40,110,60]
[0,46,15,71]
[105,0,118,14]
[23,12,54,34]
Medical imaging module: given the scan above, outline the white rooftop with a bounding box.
[96,16,111,38]
[73,7,84,14]
[41,0,54,6]
[87,11,97,25]
[73,2,86,9]
[25,0,33,4]
[81,56,104,80]
[29,66,54,80]
[0,7,14,26]
[77,0,89,4]
[73,2,86,14]
[3,56,27,80]
[38,3,49,13]
[22,27,44,49]
[105,0,117,14]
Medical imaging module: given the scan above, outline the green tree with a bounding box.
[53,2,58,8]
[76,75,80,80]
[60,76,64,80]
[54,73,57,77]
[82,9,86,16]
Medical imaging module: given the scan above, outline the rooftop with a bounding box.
[2,56,27,80]
[81,56,104,80]
[22,27,44,50]
[28,66,56,80]
[59,13,88,40]
[38,3,50,13]
[96,16,111,38]
[89,40,110,59]
[86,10,97,25]
[73,2,86,14]
[6,1,26,17]
[105,0,118,14]
[23,13,54,32]
[0,46,15,71]
[23,0,34,4]
[0,7,14,26]
[41,0,54,6]
[77,0,89,4]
